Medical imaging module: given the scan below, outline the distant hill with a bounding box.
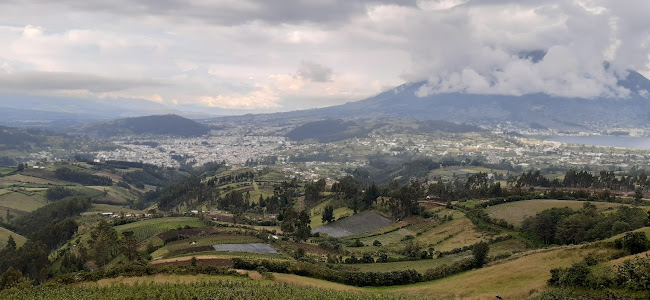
[213,70,650,132]
[286,119,374,142]
[79,114,210,137]
[286,119,482,143]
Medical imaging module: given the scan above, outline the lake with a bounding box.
[547,136,650,149]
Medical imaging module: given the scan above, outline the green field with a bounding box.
[0,226,26,248]
[87,186,135,203]
[310,198,354,228]
[485,199,623,227]
[114,217,207,243]
[0,190,48,212]
[152,234,263,258]
[87,204,144,215]
[351,254,469,273]
[368,245,619,299]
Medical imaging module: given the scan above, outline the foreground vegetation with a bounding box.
[0,281,411,300]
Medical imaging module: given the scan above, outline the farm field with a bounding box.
[485,199,623,227]
[211,243,277,254]
[114,217,207,243]
[0,226,26,248]
[88,203,144,215]
[351,254,469,273]
[0,190,48,212]
[309,198,354,228]
[87,186,135,203]
[0,280,406,300]
[312,211,393,238]
[154,235,265,257]
[2,174,64,185]
[413,215,491,252]
[370,245,619,300]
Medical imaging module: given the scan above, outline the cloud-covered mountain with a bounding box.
[223,70,650,132]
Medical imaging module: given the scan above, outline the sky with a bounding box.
[0,0,649,115]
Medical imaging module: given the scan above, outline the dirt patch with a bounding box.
[152,258,233,268]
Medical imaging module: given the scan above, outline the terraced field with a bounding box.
[485,199,623,227]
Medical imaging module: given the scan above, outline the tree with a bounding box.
[5,235,16,251]
[0,267,30,291]
[634,188,643,203]
[88,220,119,266]
[321,205,334,223]
[121,231,138,261]
[472,242,489,267]
[615,232,650,255]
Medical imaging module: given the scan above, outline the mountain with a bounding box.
[77,114,211,137]
[286,119,483,142]
[212,70,650,132]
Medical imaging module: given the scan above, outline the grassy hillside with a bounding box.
[370,245,619,299]
[0,226,26,248]
[485,199,623,227]
[114,217,207,243]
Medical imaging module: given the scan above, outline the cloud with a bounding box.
[296,61,333,82]
[0,71,161,93]
[16,0,418,26]
[400,0,650,99]
[0,0,649,114]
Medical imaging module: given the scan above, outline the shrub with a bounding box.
[614,232,650,255]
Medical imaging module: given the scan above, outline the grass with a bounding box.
[114,217,207,243]
[0,190,48,212]
[351,254,469,273]
[485,199,623,227]
[159,235,263,255]
[0,226,26,248]
[370,245,619,300]
[87,186,136,203]
[310,199,354,228]
[0,167,16,176]
[414,214,490,252]
[88,203,144,215]
[2,174,64,185]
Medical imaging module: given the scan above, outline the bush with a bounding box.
[372,240,382,247]
[472,242,489,267]
[614,232,650,255]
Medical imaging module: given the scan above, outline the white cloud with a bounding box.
[0,0,648,113]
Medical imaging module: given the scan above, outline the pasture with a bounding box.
[0,226,26,248]
[371,245,619,300]
[0,190,48,212]
[114,217,206,243]
[485,199,623,227]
